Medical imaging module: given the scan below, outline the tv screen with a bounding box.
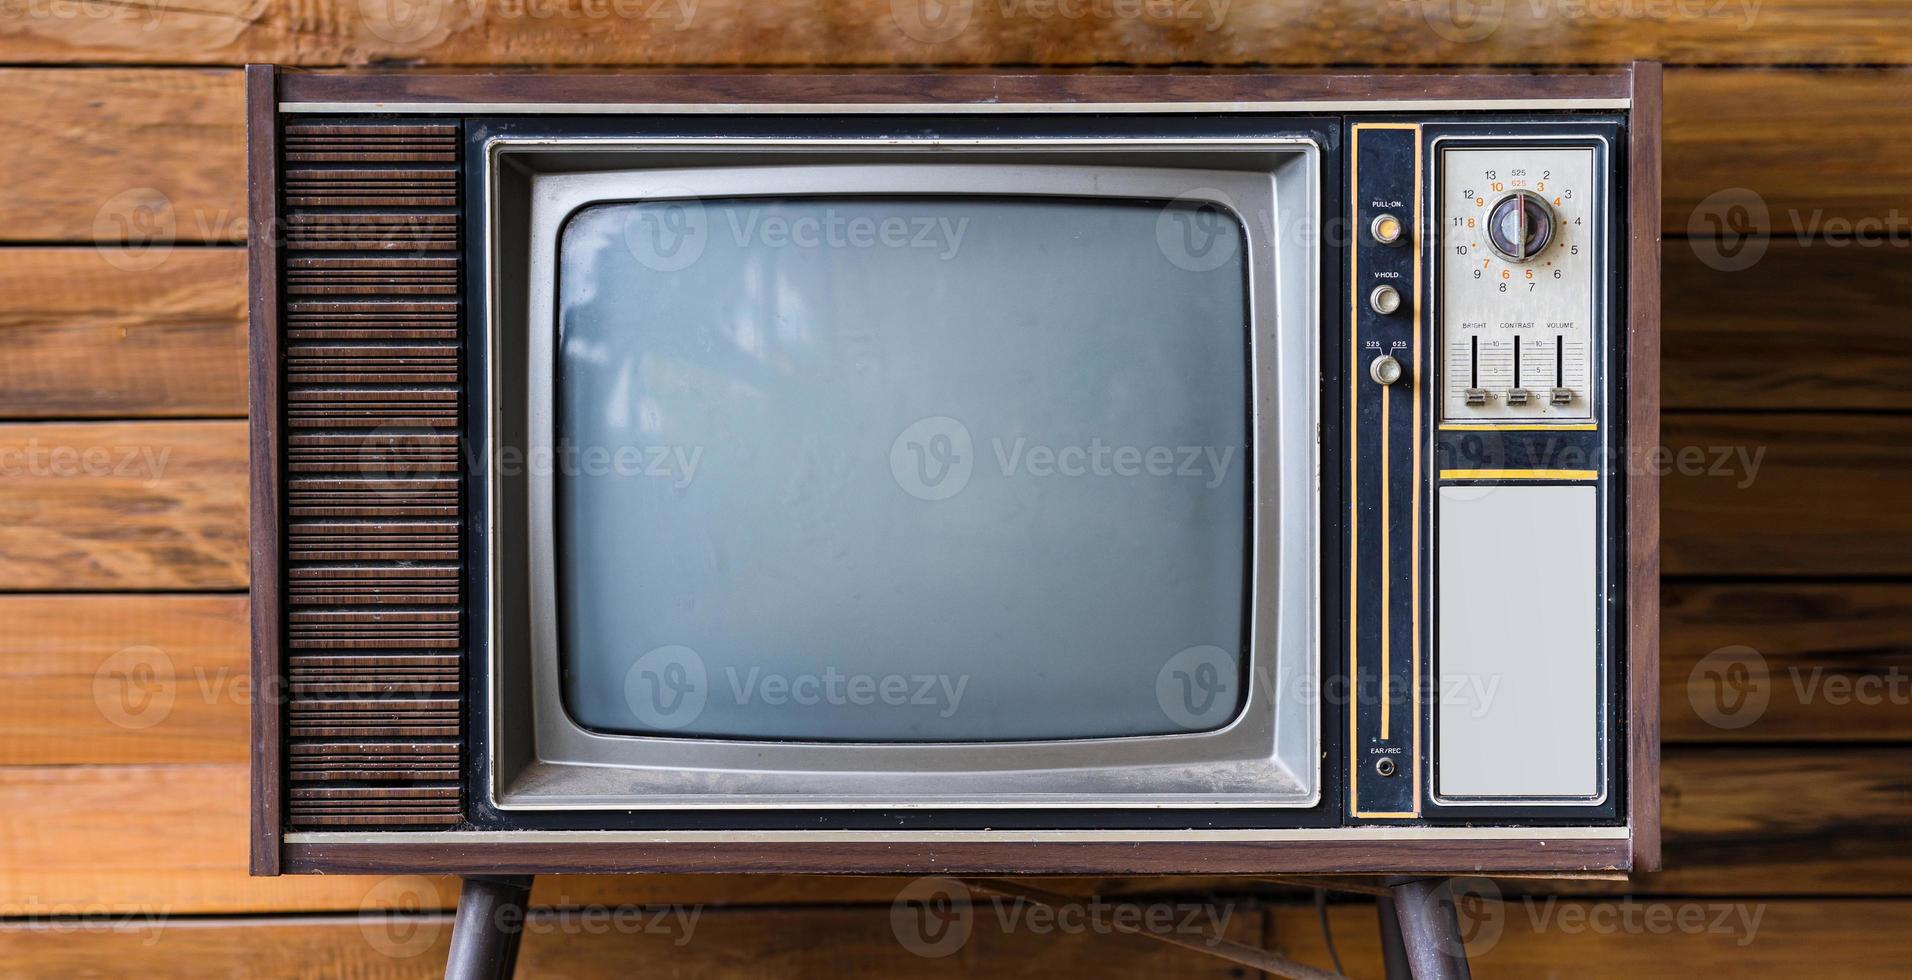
[554,195,1251,743]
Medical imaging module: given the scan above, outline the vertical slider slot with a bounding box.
[1506,336,1537,404]
[1507,335,1530,405]
[1551,333,1573,405]
[1465,336,1485,406]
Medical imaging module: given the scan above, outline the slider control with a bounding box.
[1465,335,1487,405]
[1550,334,1574,404]
[1505,335,1532,406]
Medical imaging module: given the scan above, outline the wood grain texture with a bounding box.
[1,1,1908,66]
[282,836,1636,878]
[3,579,1890,779]
[0,68,1907,245]
[0,746,1904,915]
[276,68,1630,104]
[0,764,460,915]
[0,421,246,590]
[0,69,242,245]
[1,239,1895,420]
[0,595,248,766]
[1666,69,1912,237]
[247,61,285,876]
[1,899,1907,978]
[0,904,1263,979]
[1662,584,1912,742]
[1661,414,1912,577]
[1664,239,1912,411]
[1645,746,1912,897]
[0,249,246,419]
[1627,58,1664,875]
[1272,900,1912,979]
[1503,746,1912,897]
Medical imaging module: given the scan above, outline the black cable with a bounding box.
[1314,888,1346,977]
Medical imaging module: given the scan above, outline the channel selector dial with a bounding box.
[1484,190,1555,263]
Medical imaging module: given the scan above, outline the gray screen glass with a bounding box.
[556,195,1250,742]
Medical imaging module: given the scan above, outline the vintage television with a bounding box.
[246,67,1661,903]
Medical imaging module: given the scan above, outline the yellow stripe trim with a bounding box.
[1380,389,1390,742]
[1439,423,1598,431]
[1440,468,1598,481]
[1346,125,1361,817]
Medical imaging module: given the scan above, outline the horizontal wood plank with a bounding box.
[0,595,248,765]
[2,69,1910,248]
[1661,413,1912,577]
[1662,584,1912,742]
[0,761,1145,913]
[1,580,1894,773]
[1,899,1906,978]
[1666,69,1912,238]
[0,903,1261,978]
[1273,899,1912,979]
[3,747,1903,915]
[1,1,1909,66]
[0,241,1892,425]
[0,421,247,590]
[1642,746,1912,897]
[0,69,243,246]
[0,239,1893,421]
[9,413,1887,592]
[0,765,457,915]
[1495,747,1912,897]
[1663,239,1912,411]
[0,249,247,418]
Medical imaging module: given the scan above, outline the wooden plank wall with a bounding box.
[0,5,1908,975]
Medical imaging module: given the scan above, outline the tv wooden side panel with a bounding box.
[246,63,283,876]
[1627,60,1664,872]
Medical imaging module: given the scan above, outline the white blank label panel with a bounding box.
[1436,484,1600,801]
[1440,146,1597,422]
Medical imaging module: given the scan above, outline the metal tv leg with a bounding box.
[1376,893,1413,980]
[1387,878,1473,980]
[445,874,534,980]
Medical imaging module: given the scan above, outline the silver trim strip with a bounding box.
[287,826,1631,845]
[282,98,1629,115]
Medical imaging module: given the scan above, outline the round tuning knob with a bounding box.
[1484,189,1555,263]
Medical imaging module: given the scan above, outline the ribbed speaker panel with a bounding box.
[279,121,465,828]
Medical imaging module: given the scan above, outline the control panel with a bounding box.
[1437,143,1603,422]
[1346,121,1622,824]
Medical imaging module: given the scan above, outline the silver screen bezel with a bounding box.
[487,138,1321,810]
